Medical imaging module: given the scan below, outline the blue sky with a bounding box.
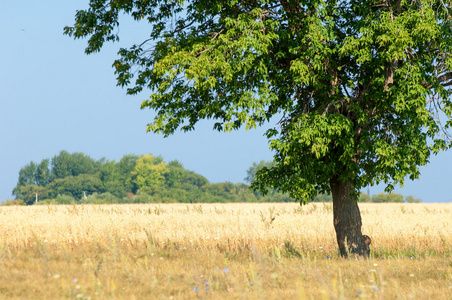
[1,1,451,203]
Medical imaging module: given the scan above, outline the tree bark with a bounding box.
[330,177,371,258]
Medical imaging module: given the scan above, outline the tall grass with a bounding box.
[0,203,451,299]
[1,203,450,255]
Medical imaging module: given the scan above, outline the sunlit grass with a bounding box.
[0,203,451,299]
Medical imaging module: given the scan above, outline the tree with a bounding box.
[371,192,404,203]
[12,162,38,199]
[99,159,129,197]
[47,174,103,200]
[12,159,50,200]
[14,162,39,187]
[65,1,452,258]
[51,150,100,179]
[14,184,49,205]
[405,195,422,203]
[358,193,371,203]
[117,154,140,192]
[36,159,51,186]
[164,160,186,188]
[245,161,276,184]
[129,154,170,194]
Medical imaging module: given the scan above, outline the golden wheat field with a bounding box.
[0,203,451,299]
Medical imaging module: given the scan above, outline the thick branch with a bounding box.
[438,72,452,84]
[384,59,397,91]
[422,72,452,89]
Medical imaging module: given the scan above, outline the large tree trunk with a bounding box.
[330,177,371,258]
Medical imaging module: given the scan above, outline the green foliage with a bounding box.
[97,154,140,197]
[81,192,121,204]
[165,160,209,189]
[129,154,169,194]
[51,150,100,179]
[13,152,138,203]
[52,194,77,205]
[116,154,140,191]
[12,160,50,200]
[65,0,452,206]
[405,195,422,203]
[245,160,276,184]
[1,199,25,206]
[14,184,49,205]
[359,193,372,203]
[47,174,104,200]
[368,193,422,203]
[313,193,333,202]
[14,152,272,204]
[12,153,423,205]
[371,193,404,203]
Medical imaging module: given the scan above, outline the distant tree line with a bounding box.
[10,151,287,205]
[9,153,421,205]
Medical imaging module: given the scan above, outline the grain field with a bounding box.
[0,203,451,299]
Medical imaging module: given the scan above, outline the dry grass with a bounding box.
[0,203,451,299]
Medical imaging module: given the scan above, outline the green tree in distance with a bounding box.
[405,195,422,203]
[51,150,100,179]
[99,160,128,197]
[245,160,276,184]
[129,154,169,194]
[12,159,50,201]
[371,192,404,203]
[15,184,49,205]
[116,154,140,192]
[48,174,103,199]
[65,0,452,258]
[165,160,209,189]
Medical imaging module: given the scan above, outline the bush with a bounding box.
[372,193,404,203]
[53,194,77,204]
[405,195,422,203]
[82,192,121,204]
[1,199,25,206]
[359,193,372,202]
[313,193,333,202]
[128,191,155,204]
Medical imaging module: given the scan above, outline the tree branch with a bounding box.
[384,59,397,91]
[422,72,452,89]
[438,72,452,84]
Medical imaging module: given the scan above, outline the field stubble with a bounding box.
[0,203,451,299]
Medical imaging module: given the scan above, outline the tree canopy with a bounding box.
[64,0,450,257]
[65,0,452,202]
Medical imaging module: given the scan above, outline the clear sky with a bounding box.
[1,1,451,203]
